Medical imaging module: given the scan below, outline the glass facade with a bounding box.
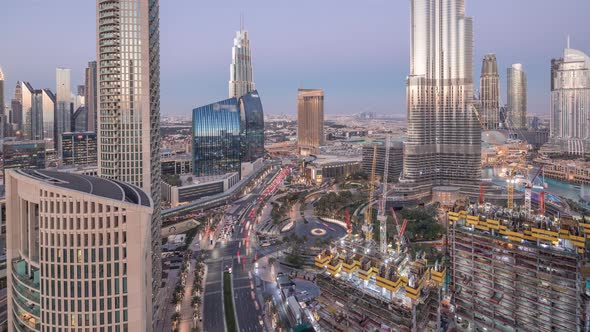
[192,98,241,177]
[239,90,265,162]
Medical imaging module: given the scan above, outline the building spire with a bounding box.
[567,34,570,49]
[240,12,244,32]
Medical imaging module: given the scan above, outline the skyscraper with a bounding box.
[229,22,255,99]
[297,88,324,156]
[0,66,6,139]
[11,85,23,132]
[551,45,590,140]
[480,54,501,130]
[6,169,154,331]
[0,66,5,120]
[397,0,481,202]
[192,98,242,177]
[507,63,527,129]
[56,68,71,149]
[18,82,34,140]
[31,89,56,145]
[85,61,97,132]
[239,90,265,162]
[96,0,162,310]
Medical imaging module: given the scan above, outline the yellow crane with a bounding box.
[506,152,527,209]
[364,145,377,242]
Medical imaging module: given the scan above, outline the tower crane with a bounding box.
[363,145,377,242]
[345,210,352,239]
[390,208,408,254]
[378,137,391,254]
[524,165,546,215]
[506,152,527,209]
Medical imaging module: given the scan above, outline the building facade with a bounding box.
[62,132,98,166]
[6,169,153,331]
[18,82,34,140]
[55,68,71,147]
[480,54,501,130]
[0,67,4,127]
[297,89,324,156]
[85,61,97,133]
[239,90,265,162]
[72,106,88,133]
[192,98,241,177]
[550,46,590,140]
[32,89,56,147]
[229,26,255,99]
[96,0,163,302]
[507,64,527,129]
[397,0,481,202]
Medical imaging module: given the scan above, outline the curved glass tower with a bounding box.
[192,99,241,176]
[398,0,481,202]
[239,90,265,162]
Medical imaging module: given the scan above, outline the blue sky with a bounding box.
[1,0,589,116]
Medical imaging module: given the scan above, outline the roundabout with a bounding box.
[310,228,327,236]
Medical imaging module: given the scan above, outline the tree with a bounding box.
[268,257,276,266]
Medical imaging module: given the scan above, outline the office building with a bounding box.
[1,140,46,176]
[97,0,162,305]
[85,61,97,132]
[362,141,403,183]
[192,98,241,177]
[480,54,501,130]
[507,64,527,129]
[0,67,4,122]
[72,106,88,132]
[551,44,590,140]
[297,89,324,156]
[239,90,265,162]
[18,82,34,140]
[162,172,240,208]
[448,209,589,332]
[56,68,71,146]
[0,67,6,139]
[396,0,481,202]
[61,132,97,166]
[31,89,56,146]
[6,169,153,331]
[229,23,255,99]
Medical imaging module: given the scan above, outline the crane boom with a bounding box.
[379,137,391,254]
[364,145,377,242]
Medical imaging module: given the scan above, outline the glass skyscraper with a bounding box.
[239,90,265,162]
[507,64,527,129]
[193,91,265,177]
[193,98,241,177]
[395,0,481,202]
[96,0,162,318]
[229,24,255,99]
[55,68,71,148]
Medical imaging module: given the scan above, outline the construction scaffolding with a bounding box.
[448,208,590,332]
[313,237,448,331]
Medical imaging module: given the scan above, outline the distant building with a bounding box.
[1,140,46,177]
[229,25,255,99]
[72,105,88,132]
[480,54,501,130]
[362,141,403,183]
[31,89,56,146]
[297,89,324,156]
[161,155,192,175]
[161,172,240,208]
[61,132,97,166]
[507,64,527,129]
[85,61,97,132]
[18,82,34,140]
[6,169,154,331]
[0,67,4,132]
[55,68,71,148]
[550,45,590,140]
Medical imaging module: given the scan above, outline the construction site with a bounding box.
[448,207,590,332]
[311,139,451,332]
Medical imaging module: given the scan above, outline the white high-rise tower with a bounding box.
[96,0,162,320]
[396,0,481,202]
[229,18,255,99]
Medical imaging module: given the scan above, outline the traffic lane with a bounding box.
[203,259,224,332]
[234,286,263,332]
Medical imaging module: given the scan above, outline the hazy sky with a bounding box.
[1,0,589,116]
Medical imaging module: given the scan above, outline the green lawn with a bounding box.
[223,272,237,332]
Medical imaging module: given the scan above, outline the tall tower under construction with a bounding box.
[396,0,482,203]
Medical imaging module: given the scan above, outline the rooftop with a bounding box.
[15,169,152,207]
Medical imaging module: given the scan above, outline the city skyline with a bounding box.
[0,0,588,116]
